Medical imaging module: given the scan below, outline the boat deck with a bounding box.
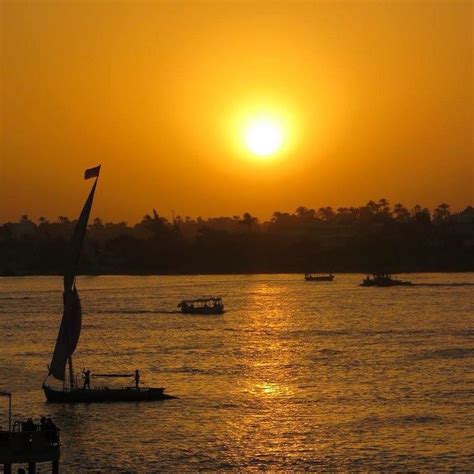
[43,385,176,403]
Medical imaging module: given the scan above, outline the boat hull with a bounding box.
[181,307,224,315]
[43,385,176,403]
[305,275,334,282]
[360,279,413,287]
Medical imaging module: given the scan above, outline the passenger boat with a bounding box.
[360,273,413,287]
[304,273,334,282]
[178,297,224,315]
[42,166,175,403]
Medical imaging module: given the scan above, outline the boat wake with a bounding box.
[94,309,182,315]
[0,296,33,300]
[413,283,474,287]
[410,347,474,361]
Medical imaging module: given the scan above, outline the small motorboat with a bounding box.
[178,297,224,315]
[304,273,335,282]
[360,273,413,287]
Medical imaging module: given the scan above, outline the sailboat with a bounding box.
[42,166,175,402]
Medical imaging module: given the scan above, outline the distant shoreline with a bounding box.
[2,204,473,277]
[2,270,473,278]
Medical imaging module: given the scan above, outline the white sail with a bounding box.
[49,169,100,381]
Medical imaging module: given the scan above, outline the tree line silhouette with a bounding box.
[1,199,473,275]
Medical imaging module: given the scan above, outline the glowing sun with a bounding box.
[244,118,284,157]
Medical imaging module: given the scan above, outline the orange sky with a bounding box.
[1,0,472,223]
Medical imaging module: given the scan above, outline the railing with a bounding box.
[0,429,60,464]
[0,391,12,432]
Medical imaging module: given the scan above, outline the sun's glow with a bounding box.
[244,117,284,157]
[226,101,299,162]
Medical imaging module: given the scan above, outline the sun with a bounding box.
[244,117,284,157]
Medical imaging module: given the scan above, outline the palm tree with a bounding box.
[366,200,380,214]
[433,203,451,222]
[349,207,359,221]
[90,217,104,231]
[377,198,391,215]
[271,211,282,223]
[393,203,410,221]
[317,207,334,221]
[295,206,316,220]
[240,212,259,232]
[412,205,431,223]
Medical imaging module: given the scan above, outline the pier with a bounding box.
[0,392,60,473]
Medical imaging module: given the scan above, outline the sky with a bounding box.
[1,0,472,223]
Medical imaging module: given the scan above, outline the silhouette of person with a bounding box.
[45,418,57,432]
[40,416,47,431]
[45,418,58,443]
[135,369,140,390]
[83,369,91,389]
[23,418,35,432]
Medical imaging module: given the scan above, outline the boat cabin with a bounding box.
[178,297,224,314]
[361,273,412,287]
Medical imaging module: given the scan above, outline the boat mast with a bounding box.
[68,357,75,389]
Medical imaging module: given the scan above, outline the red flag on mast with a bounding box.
[84,165,101,180]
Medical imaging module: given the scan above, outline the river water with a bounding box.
[0,274,473,471]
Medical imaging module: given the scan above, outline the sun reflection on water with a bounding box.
[251,382,293,397]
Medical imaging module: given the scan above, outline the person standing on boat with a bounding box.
[135,369,140,390]
[83,369,91,389]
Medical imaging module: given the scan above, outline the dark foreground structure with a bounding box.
[0,392,60,473]
[0,427,60,473]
